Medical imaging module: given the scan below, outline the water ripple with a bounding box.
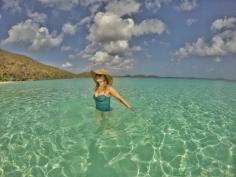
[0,78,235,177]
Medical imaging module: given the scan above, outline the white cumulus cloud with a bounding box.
[88,12,134,43]
[88,12,167,43]
[83,10,168,69]
[89,51,134,69]
[27,10,47,23]
[175,37,226,58]
[62,22,77,35]
[145,0,171,12]
[176,0,198,11]
[89,51,110,65]
[175,17,236,59]
[105,0,140,16]
[62,62,72,68]
[1,19,63,51]
[211,17,236,32]
[1,0,22,13]
[64,1,168,70]
[37,0,109,11]
[133,19,167,36]
[103,40,129,55]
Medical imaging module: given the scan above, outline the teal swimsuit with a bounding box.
[93,94,112,112]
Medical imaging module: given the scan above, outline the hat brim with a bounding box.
[90,70,113,85]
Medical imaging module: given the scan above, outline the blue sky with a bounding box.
[0,0,236,79]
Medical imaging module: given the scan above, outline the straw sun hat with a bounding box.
[90,69,113,85]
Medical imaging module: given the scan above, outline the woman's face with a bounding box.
[95,74,106,83]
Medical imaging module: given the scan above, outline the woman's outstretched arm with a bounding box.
[109,86,131,108]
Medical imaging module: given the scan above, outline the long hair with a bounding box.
[95,76,109,93]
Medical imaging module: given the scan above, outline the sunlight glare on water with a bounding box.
[0,78,235,177]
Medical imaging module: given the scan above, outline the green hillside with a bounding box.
[0,49,77,81]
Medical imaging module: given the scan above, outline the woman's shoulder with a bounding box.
[109,85,118,91]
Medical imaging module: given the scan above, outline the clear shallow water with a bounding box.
[0,78,235,177]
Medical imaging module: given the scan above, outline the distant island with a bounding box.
[117,74,160,78]
[117,75,235,81]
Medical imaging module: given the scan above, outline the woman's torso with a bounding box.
[94,86,110,97]
[93,86,112,112]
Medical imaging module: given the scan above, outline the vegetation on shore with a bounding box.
[0,49,79,81]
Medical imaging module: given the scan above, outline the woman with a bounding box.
[90,69,131,112]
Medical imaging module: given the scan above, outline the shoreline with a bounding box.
[0,81,15,84]
[0,77,235,83]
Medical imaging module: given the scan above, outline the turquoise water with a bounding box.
[0,78,235,177]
